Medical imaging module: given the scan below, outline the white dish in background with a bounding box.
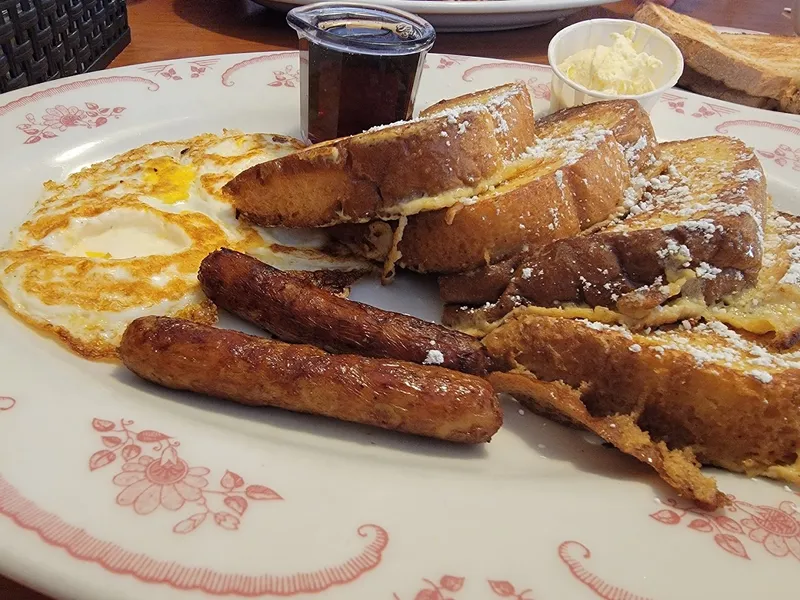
[254,0,616,32]
[548,18,684,113]
[0,52,800,600]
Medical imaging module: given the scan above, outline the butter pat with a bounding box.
[558,27,663,95]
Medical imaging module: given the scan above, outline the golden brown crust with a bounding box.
[121,316,502,443]
[198,249,491,375]
[483,311,800,482]
[488,371,728,509]
[420,83,537,159]
[634,3,800,112]
[227,84,537,228]
[536,99,663,180]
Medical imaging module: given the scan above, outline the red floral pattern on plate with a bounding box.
[517,76,550,101]
[660,93,739,118]
[690,103,739,118]
[758,145,800,171]
[559,542,651,600]
[393,576,533,599]
[650,496,800,561]
[424,55,468,70]
[140,59,219,81]
[268,65,300,88]
[221,52,299,87]
[0,402,389,594]
[0,76,157,117]
[487,580,534,599]
[90,418,281,534]
[16,102,126,144]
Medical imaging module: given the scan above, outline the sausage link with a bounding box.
[120,316,502,443]
[198,248,490,375]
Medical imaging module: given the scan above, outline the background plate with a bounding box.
[253,0,615,32]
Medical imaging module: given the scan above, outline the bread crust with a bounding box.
[227,84,537,228]
[679,66,778,110]
[488,371,727,509]
[634,3,800,112]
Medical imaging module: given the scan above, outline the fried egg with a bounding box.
[0,131,367,360]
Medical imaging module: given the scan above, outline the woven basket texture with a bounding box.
[0,0,130,93]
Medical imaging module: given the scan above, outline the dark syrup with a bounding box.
[300,26,424,143]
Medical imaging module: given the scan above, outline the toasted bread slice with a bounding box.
[484,310,800,507]
[679,66,778,111]
[634,3,800,113]
[453,137,767,332]
[226,83,537,228]
[331,100,662,274]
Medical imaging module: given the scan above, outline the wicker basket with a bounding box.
[0,0,131,94]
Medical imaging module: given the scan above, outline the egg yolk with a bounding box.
[142,157,196,204]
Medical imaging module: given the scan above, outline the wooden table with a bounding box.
[0,0,792,598]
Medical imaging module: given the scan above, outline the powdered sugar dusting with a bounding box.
[423,349,445,365]
[574,319,800,383]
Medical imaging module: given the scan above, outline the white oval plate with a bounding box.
[254,0,612,32]
[1,52,799,600]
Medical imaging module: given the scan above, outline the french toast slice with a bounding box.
[483,310,800,508]
[446,210,800,349]
[331,100,662,274]
[445,137,768,332]
[226,83,537,228]
[634,3,800,114]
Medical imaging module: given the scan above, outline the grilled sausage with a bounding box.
[120,317,502,443]
[198,248,491,375]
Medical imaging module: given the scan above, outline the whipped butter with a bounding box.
[558,27,663,95]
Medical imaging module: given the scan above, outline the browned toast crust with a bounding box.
[227,84,537,228]
[634,3,800,113]
[420,83,537,159]
[439,256,521,305]
[679,66,778,111]
[393,141,625,273]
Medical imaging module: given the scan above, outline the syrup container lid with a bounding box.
[287,2,436,56]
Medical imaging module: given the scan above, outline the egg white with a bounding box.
[0,131,369,360]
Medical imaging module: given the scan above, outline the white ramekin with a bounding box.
[547,18,684,114]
